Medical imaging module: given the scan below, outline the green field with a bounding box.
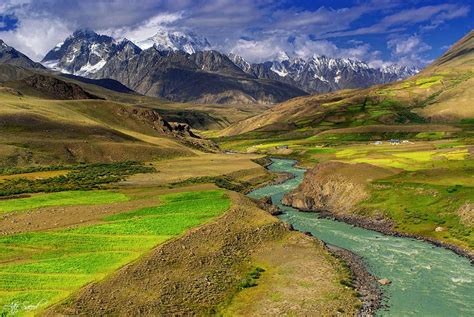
[0,190,129,214]
[0,189,230,316]
[358,180,474,248]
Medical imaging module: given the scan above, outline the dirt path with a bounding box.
[46,193,359,316]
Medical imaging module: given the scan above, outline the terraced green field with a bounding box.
[0,189,230,316]
[0,190,129,214]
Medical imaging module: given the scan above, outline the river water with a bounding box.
[247,158,474,316]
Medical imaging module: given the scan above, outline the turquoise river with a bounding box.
[247,158,474,316]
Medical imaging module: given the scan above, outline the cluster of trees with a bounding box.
[0,161,155,196]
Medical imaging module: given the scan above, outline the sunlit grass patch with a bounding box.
[105,190,230,221]
[71,212,221,236]
[359,182,474,248]
[438,149,469,160]
[0,290,66,316]
[393,151,435,162]
[350,158,412,170]
[0,190,129,214]
[306,148,337,155]
[415,132,446,140]
[321,99,347,107]
[335,149,367,158]
[2,252,138,275]
[0,273,92,291]
[415,75,443,88]
[435,142,464,149]
[0,233,161,254]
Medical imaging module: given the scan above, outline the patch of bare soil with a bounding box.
[0,198,158,236]
[46,192,359,316]
[457,202,474,226]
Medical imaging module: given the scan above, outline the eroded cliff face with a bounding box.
[282,162,369,214]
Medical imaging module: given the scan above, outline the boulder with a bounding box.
[378,278,391,285]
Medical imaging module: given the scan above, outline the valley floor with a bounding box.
[0,152,360,316]
[217,127,474,257]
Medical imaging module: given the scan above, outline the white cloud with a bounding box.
[388,35,431,55]
[387,35,432,67]
[229,35,384,66]
[0,14,71,61]
[229,37,289,62]
[102,12,183,42]
[327,3,470,38]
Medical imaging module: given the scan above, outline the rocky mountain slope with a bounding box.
[41,29,141,76]
[0,39,44,69]
[9,74,101,100]
[0,63,223,166]
[91,47,306,104]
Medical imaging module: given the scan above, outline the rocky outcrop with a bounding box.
[23,74,100,100]
[255,196,282,215]
[282,162,370,214]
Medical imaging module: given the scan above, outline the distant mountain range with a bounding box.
[1,29,418,104]
[228,53,418,94]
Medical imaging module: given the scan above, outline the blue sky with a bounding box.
[0,0,471,68]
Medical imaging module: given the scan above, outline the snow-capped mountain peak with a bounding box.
[275,51,290,62]
[0,39,8,49]
[136,28,211,54]
[228,53,252,73]
[42,29,141,76]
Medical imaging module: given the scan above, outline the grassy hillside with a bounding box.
[218,30,474,138]
[0,63,275,168]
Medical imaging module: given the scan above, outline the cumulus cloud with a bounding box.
[102,12,183,42]
[230,35,383,66]
[0,14,71,61]
[387,35,432,67]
